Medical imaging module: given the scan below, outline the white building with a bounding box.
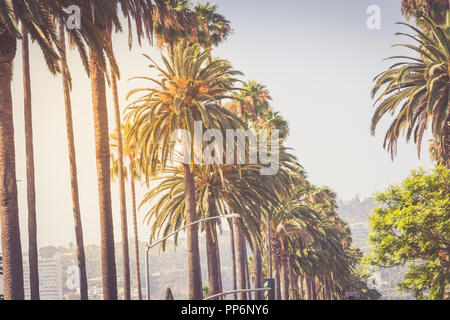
[23,255,63,300]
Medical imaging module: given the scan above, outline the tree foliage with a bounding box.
[364,166,450,299]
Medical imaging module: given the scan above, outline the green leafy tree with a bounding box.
[364,166,450,299]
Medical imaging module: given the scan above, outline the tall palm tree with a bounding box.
[87,7,118,301]
[75,0,147,299]
[371,12,449,167]
[228,217,237,300]
[109,45,131,301]
[20,1,105,299]
[125,43,243,299]
[225,80,293,300]
[110,123,144,300]
[104,0,170,300]
[21,25,39,300]
[58,20,90,300]
[55,0,137,299]
[233,218,247,300]
[0,0,64,300]
[74,0,165,299]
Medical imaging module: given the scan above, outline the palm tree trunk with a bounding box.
[444,114,450,168]
[233,218,246,300]
[280,248,290,300]
[89,30,117,299]
[21,26,39,300]
[244,241,251,300]
[251,237,262,300]
[60,22,88,300]
[290,265,299,300]
[213,205,223,299]
[228,218,237,300]
[215,240,223,298]
[311,276,317,300]
[205,196,220,299]
[324,277,331,300]
[130,168,142,300]
[272,239,282,300]
[299,274,304,299]
[266,212,273,280]
[111,67,130,300]
[251,210,262,300]
[330,274,336,300]
[306,275,313,300]
[183,164,203,300]
[205,224,220,298]
[0,24,24,301]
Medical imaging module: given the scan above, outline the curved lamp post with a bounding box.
[204,288,271,301]
[144,213,241,300]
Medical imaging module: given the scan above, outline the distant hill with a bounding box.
[337,196,376,224]
[337,197,411,300]
[337,197,376,253]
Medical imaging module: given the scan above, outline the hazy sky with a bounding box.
[10,0,433,249]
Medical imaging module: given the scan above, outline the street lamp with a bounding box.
[144,213,241,300]
[204,288,270,301]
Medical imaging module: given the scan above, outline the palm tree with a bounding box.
[0,0,64,300]
[125,43,243,299]
[401,0,449,25]
[109,45,131,301]
[87,9,118,301]
[224,80,293,300]
[110,123,144,300]
[55,0,146,300]
[74,0,165,299]
[58,20,91,300]
[139,161,278,300]
[77,0,144,300]
[228,217,238,300]
[233,218,247,300]
[21,24,39,300]
[154,0,197,56]
[106,0,167,299]
[194,1,231,51]
[371,12,449,167]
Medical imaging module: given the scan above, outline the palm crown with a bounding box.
[125,42,245,178]
[371,12,449,164]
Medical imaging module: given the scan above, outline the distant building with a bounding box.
[23,254,63,300]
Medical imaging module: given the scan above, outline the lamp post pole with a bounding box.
[267,211,272,279]
[144,213,241,300]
